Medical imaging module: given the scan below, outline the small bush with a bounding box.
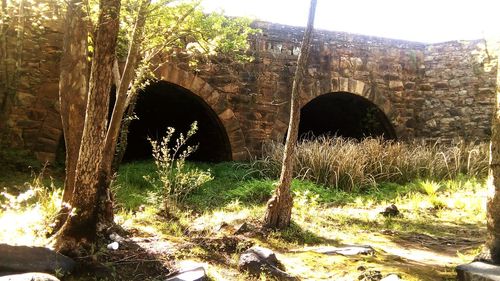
[248,137,488,192]
[146,122,213,213]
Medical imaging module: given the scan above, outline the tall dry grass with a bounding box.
[249,137,488,192]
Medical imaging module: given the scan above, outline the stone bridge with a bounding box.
[1,21,498,162]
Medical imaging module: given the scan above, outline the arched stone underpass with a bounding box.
[123,81,232,162]
[298,92,396,140]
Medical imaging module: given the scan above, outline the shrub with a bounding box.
[146,122,213,213]
[248,137,488,192]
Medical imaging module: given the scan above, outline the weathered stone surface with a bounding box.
[1,19,498,162]
[0,244,75,275]
[381,274,402,281]
[456,262,500,281]
[312,245,375,256]
[0,273,60,281]
[166,261,207,281]
[165,267,206,281]
[238,246,297,280]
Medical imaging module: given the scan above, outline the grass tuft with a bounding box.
[246,138,488,192]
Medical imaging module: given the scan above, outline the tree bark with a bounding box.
[54,0,89,233]
[263,0,317,229]
[54,0,120,254]
[486,58,500,264]
[101,0,149,177]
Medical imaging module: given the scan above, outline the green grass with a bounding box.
[0,157,488,281]
[113,161,486,240]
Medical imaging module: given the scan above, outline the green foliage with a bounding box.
[0,0,58,37]
[418,180,442,196]
[117,0,258,74]
[146,121,213,212]
[249,137,488,192]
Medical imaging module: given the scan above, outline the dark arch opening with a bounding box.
[123,81,232,162]
[298,92,396,140]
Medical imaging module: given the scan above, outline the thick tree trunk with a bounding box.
[263,0,317,229]
[54,0,88,233]
[486,60,500,264]
[54,0,120,254]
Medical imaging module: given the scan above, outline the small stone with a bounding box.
[234,222,251,235]
[314,245,375,256]
[381,274,401,281]
[380,204,400,217]
[0,273,60,281]
[358,270,382,281]
[238,246,297,280]
[166,267,206,281]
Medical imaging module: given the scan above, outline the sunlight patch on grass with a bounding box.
[0,172,62,246]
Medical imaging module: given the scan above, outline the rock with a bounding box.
[166,261,207,281]
[313,245,375,256]
[165,267,206,281]
[380,204,400,217]
[381,274,401,281]
[238,246,297,280]
[456,262,500,281]
[233,222,251,235]
[0,273,60,281]
[388,81,404,91]
[358,270,382,281]
[0,244,75,275]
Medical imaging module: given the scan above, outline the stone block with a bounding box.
[388,81,404,91]
[0,272,60,281]
[15,92,35,106]
[35,152,56,164]
[456,262,500,281]
[0,244,75,275]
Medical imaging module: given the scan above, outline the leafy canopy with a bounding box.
[118,0,258,69]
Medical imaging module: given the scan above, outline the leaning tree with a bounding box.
[263,0,317,229]
[53,0,256,254]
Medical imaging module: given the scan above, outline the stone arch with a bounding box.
[298,92,396,140]
[270,77,395,141]
[157,64,247,161]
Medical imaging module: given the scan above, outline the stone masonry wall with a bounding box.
[0,19,497,162]
[415,41,497,140]
[0,2,63,163]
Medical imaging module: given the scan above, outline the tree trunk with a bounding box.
[263,0,317,229]
[101,0,149,178]
[486,59,500,264]
[111,92,138,172]
[53,0,120,254]
[53,0,88,233]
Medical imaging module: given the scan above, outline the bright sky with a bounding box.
[202,0,500,43]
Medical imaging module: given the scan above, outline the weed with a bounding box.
[248,138,488,191]
[147,122,213,214]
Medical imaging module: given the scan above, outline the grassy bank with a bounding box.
[0,139,490,280]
